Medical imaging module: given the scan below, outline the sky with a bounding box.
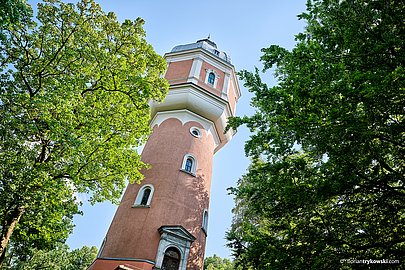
[28,0,307,260]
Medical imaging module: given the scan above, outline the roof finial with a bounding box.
[207,33,211,40]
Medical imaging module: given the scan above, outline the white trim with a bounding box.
[230,69,242,98]
[149,85,227,120]
[164,48,241,99]
[133,184,155,207]
[190,127,202,138]
[204,69,220,89]
[188,57,203,84]
[222,72,230,97]
[165,49,232,71]
[150,109,220,149]
[150,71,236,151]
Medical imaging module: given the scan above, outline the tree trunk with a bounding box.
[0,205,25,268]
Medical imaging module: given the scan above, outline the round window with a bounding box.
[190,127,202,138]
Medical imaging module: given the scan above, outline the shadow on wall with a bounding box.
[184,171,210,270]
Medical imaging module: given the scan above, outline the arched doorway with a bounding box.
[161,247,181,270]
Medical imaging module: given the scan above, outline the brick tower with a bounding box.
[88,39,240,270]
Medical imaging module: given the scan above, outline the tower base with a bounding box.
[88,258,155,270]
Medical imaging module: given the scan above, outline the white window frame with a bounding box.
[133,184,155,207]
[181,154,197,176]
[189,127,202,138]
[204,69,220,88]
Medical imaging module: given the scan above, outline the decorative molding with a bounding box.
[222,72,231,95]
[158,226,196,242]
[230,69,242,98]
[149,85,235,151]
[150,109,220,149]
[154,226,195,270]
[164,47,241,99]
[188,57,203,84]
[165,49,232,74]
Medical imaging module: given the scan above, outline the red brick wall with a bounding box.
[100,117,215,269]
[165,60,193,84]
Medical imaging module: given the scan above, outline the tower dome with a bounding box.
[171,39,232,63]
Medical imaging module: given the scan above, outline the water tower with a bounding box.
[89,38,240,270]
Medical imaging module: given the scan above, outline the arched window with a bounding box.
[133,184,154,207]
[202,210,209,234]
[181,154,197,175]
[140,188,151,205]
[208,72,215,85]
[161,247,181,270]
[204,69,220,88]
[185,158,193,173]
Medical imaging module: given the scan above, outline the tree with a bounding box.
[227,0,404,269]
[204,255,235,270]
[0,0,29,29]
[0,0,168,265]
[4,243,97,270]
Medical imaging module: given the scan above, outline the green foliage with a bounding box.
[227,0,404,269]
[204,255,235,270]
[0,0,168,264]
[0,0,30,29]
[4,243,97,270]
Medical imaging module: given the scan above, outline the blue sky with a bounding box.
[28,0,307,259]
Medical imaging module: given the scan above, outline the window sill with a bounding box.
[180,169,196,177]
[132,204,151,208]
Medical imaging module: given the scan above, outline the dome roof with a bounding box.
[171,39,232,63]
